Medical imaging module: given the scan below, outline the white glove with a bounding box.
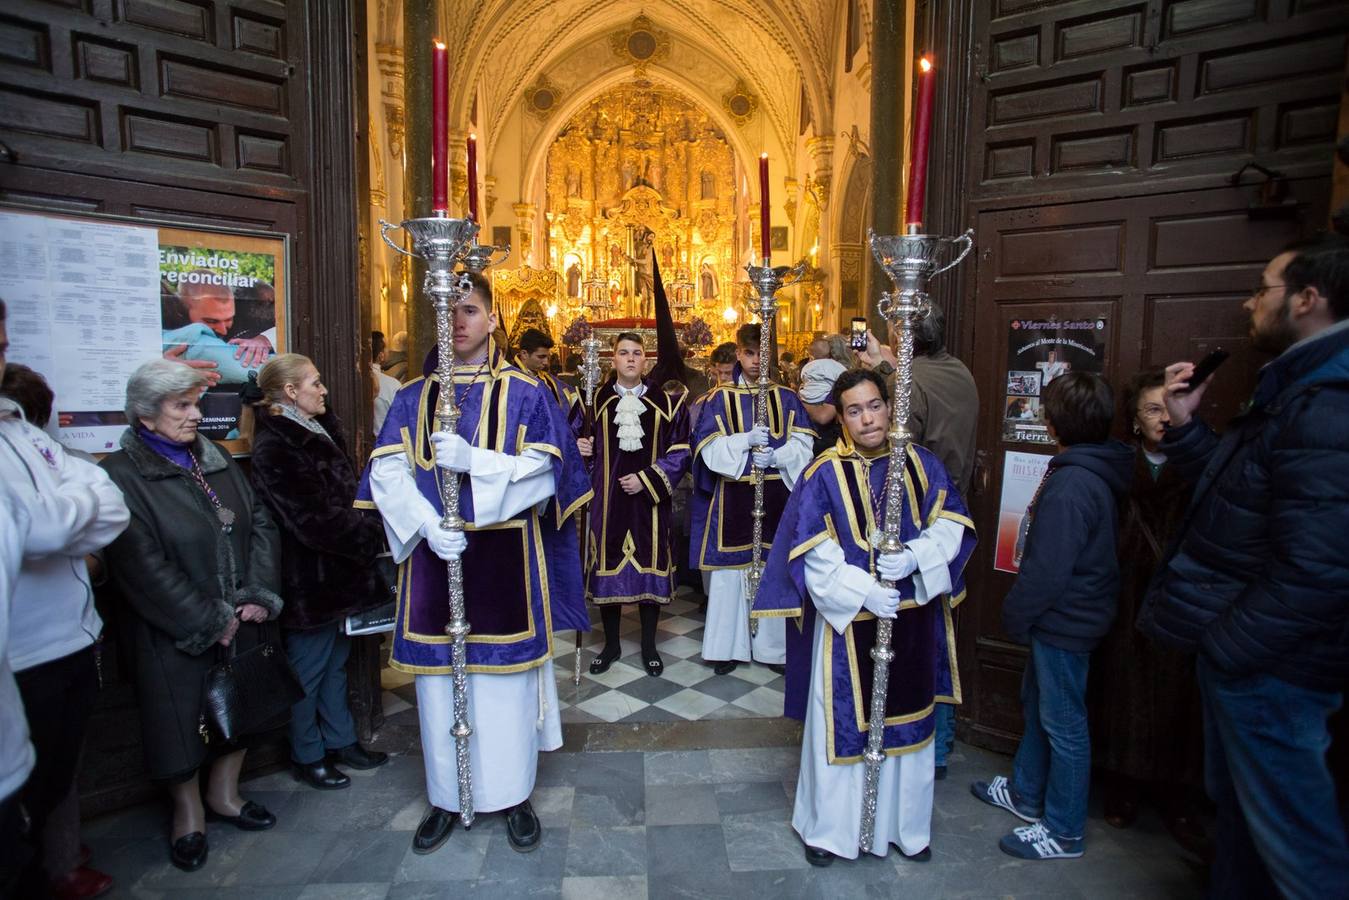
[876,549,918,583]
[421,516,467,561]
[862,583,901,620]
[752,447,776,469]
[430,432,472,473]
[744,424,770,448]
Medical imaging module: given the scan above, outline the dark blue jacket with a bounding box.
[1003,440,1134,652]
[1140,322,1349,692]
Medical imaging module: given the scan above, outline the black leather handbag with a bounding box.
[200,640,304,744]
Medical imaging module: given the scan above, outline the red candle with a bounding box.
[431,41,448,212]
[758,153,770,262]
[467,133,479,221]
[905,56,935,229]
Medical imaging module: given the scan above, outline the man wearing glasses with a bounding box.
[1141,232,1349,899]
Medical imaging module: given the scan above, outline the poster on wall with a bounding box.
[994,450,1052,574]
[0,208,287,455]
[1002,315,1108,444]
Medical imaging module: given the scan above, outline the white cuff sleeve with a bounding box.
[905,517,964,605]
[803,537,876,633]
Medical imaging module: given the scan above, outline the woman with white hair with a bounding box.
[99,359,283,872]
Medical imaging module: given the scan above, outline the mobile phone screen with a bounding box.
[850,317,867,350]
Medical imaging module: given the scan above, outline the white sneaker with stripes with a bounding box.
[998,822,1085,860]
[969,775,1042,823]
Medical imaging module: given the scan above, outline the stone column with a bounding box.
[867,0,907,336]
[403,0,434,370]
[513,202,538,268]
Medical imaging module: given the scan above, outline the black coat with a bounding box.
[249,411,387,630]
[101,430,283,780]
[1002,440,1134,652]
[1141,323,1349,692]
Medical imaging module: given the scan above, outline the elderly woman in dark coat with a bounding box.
[100,359,283,872]
[1091,368,1206,854]
[247,353,388,791]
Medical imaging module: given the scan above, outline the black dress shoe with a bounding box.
[169,832,208,871]
[901,845,932,862]
[589,645,621,675]
[804,845,834,867]
[293,760,351,790]
[713,660,738,675]
[205,799,276,831]
[412,806,456,855]
[329,744,389,770]
[505,800,541,853]
[642,650,664,677]
[764,663,786,676]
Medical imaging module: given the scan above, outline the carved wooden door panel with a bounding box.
[953,0,1346,752]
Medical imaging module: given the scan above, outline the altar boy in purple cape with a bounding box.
[753,368,976,866]
[355,273,592,856]
[577,331,691,678]
[691,322,816,674]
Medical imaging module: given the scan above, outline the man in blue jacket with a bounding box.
[1143,232,1349,899]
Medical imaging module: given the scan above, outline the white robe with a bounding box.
[369,445,561,813]
[793,519,964,859]
[699,406,813,664]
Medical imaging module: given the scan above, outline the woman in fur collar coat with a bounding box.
[247,354,389,793]
[100,360,284,872]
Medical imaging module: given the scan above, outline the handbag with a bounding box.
[200,639,304,744]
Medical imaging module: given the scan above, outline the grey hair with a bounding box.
[913,303,947,356]
[125,358,209,423]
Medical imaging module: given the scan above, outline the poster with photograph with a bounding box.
[158,226,288,447]
[1002,316,1108,445]
[0,208,287,455]
[994,450,1052,573]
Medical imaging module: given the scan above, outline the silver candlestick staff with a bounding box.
[572,333,603,685]
[380,211,482,828]
[459,236,510,274]
[742,258,805,637]
[857,227,973,853]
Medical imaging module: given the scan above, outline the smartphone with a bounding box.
[1181,348,1230,392]
[850,317,868,350]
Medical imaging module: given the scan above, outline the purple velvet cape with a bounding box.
[753,441,977,763]
[688,366,816,570]
[584,380,692,605]
[355,349,593,674]
[537,370,584,439]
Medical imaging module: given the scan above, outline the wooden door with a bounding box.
[948,0,1347,752]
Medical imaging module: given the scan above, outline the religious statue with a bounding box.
[700,261,718,300]
[566,167,582,198]
[700,170,716,200]
[566,262,582,298]
[611,229,656,318]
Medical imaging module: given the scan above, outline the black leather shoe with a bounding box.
[713,660,738,675]
[205,799,276,831]
[804,845,834,867]
[506,800,541,853]
[764,663,786,676]
[901,845,932,862]
[589,645,621,675]
[412,806,456,855]
[293,761,351,791]
[169,832,208,871]
[329,744,389,770]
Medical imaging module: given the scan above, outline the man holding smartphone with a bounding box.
[1141,233,1349,899]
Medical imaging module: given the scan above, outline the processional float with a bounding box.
[856,55,974,852]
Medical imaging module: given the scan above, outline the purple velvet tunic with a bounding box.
[688,368,816,570]
[356,350,592,674]
[584,381,691,605]
[753,441,977,762]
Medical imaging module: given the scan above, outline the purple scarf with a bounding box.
[136,425,193,469]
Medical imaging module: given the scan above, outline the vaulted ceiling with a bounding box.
[430,1,846,155]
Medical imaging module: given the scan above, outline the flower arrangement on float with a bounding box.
[562,315,592,346]
[682,316,713,348]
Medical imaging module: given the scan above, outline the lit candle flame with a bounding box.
[434,40,446,50]
[919,56,933,73]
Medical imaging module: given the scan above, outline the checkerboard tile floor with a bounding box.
[379,587,788,725]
